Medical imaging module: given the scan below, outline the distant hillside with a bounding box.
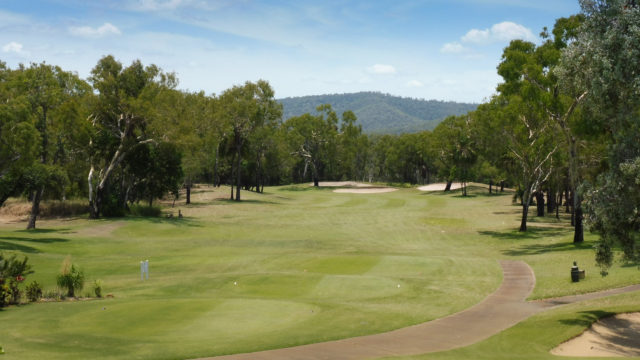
[279,92,477,134]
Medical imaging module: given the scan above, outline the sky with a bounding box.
[0,0,581,103]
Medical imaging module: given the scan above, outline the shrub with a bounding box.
[25,281,43,302]
[56,257,84,298]
[93,280,103,298]
[0,253,32,307]
[129,204,162,217]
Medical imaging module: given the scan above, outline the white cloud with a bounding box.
[406,80,424,88]
[366,64,396,75]
[440,42,466,54]
[461,29,491,44]
[2,41,24,53]
[136,0,186,11]
[462,21,536,44]
[69,23,121,38]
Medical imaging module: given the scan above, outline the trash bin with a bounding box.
[571,261,580,282]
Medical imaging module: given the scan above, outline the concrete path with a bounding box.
[199,261,640,360]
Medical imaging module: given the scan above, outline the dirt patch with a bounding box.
[417,183,463,192]
[333,188,397,194]
[551,312,640,357]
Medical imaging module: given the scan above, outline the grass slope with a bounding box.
[0,185,638,359]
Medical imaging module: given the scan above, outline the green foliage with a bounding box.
[25,281,43,302]
[93,280,103,298]
[56,257,84,298]
[280,92,477,134]
[0,253,32,307]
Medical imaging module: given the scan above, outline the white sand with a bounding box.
[333,188,398,194]
[417,183,463,192]
[313,181,375,188]
[551,312,640,357]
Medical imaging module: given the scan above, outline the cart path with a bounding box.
[199,261,640,360]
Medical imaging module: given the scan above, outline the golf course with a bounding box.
[1,184,639,359]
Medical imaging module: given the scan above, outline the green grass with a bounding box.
[0,184,638,359]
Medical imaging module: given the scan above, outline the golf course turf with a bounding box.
[0,184,638,359]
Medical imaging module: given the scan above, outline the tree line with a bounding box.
[1,0,637,273]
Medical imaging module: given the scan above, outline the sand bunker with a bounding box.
[551,312,640,357]
[314,181,373,187]
[333,188,397,194]
[417,183,463,192]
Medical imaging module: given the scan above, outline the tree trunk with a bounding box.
[186,182,191,205]
[444,180,452,192]
[500,180,505,192]
[519,190,531,232]
[570,190,575,226]
[547,189,555,213]
[535,191,545,217]
[565,185,570,213]
[235,145,242,201]
[27,186,44,230]
[214,144,220,187]
[489,179,493,194]
[573,194,584,243]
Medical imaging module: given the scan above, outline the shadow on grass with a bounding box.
[216,198,281,205]
[16,228,71,234]
[502,241,593,256]
[479,226,569,241]
[0,241,39,253]
[559,310,616,327]
[120,216,203,227]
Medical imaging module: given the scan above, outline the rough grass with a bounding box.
[0,184,638,359]
[0,198,88,218]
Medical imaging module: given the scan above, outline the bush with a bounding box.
[0,253,32,307]
[93,280,103,298]
[129,204,162,217]
[56,257,84,298]
[25,281,43,302]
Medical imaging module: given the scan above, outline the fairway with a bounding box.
[0,185,639,359]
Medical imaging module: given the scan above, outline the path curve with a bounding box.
[198,261,640,360]
[200,261,540,360]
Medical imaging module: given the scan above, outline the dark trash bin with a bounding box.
[571,261,580,282]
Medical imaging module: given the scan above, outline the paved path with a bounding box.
[199,261,640,360]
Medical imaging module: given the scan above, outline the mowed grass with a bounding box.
[0,184,638,359]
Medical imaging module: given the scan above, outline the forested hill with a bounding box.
[279,92,477,134]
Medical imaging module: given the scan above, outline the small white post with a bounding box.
[145,260,149,279]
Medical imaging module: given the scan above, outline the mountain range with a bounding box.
[278,92,478,134]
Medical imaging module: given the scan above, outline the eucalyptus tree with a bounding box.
[284,105,338,186]
[12,63,91,229]
[559,0,640,273]
[218,80,281,200]
[87,56,177,217]
[475,95,558,231]
[0,62,40,207]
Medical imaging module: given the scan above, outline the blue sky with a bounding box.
[0,0,580,103]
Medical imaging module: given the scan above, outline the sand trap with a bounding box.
[314,181,374,188]
[551,312,640,357]
[333,188,397,194]
[417,183,463,192]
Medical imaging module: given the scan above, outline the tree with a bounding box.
[559,0,640,273]
[0,62,40,207]
[285,105,338,186]
[87,56,176,217]
[9,63,91,229]
[218,80,281,201]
